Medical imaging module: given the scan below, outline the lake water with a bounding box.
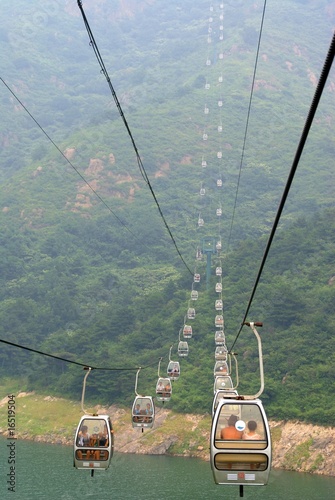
[1,438,335,499]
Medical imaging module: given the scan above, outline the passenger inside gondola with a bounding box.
[133,403,142,422]
[145,403,153,415]
[168,362,180,377]
[156,381,165,394]
[77,424,90,446]
[98,424,108,446]
[143,403,153,423]
[164,381,172,397]
[243,420,262,440]
[215,401,269,473]
[220,415,243,440]
[76,419,110,461]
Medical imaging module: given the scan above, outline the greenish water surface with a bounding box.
[1,438,334,499]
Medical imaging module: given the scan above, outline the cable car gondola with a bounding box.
[198,216,204,227]
[132,396,154,429]
[215,330,225,345]
[215,346,228,360]
[183,324,192,339]
[216,267,222,276]
[156,377,172,402]
[191,290,198,300]
[210,398,271,487]
[167,360,180,381]
[74,414,114,472]
[74,368,114,475]
[215,315,224,328]
[178,341,189,357]
[187,307,195,319]
[210,322,272,495]
[167,346,180,381]
[215,299,223,311]
[131,368,155,430]
[214,375,233,393]
[214,360,229,377]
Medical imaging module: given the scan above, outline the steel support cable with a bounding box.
[226,0,268,253]
[229,30,335,352]
[0,337,162,371]
[77,0,193,276]
[0,77,137,238]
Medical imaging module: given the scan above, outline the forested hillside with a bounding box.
[0,0,334,425]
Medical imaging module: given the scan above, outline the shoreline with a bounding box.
[1,392,334,476]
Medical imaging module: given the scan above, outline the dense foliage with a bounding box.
[0,1,334,425]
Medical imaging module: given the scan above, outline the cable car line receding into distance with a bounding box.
[77,0,193,276]
[0,2,333,487]
[226,0,268,253]
[0,76,136,239]
[0,337,159,372]
[229,29,335,353]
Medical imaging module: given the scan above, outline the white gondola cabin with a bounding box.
[132,396,155,429]
[215,283,222,293]
[191,290,198,300]
[210,398,271,487]
[214,375,233,393]
[215,315,224,328]
[217,179,223,187]
[215,299,223,310]
[187,308,195,320]
[74,415,114,472]
[178,341,189,357]
[183,324,192,339]
[216,267,222,276]
[194,273,201,282]
[214,361,229,377]
[215,346,228,360]
[167,361,180,381]
[156,377,172,402]
[216,208,222,217]
[215,330,226,345]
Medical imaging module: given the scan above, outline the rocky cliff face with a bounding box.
[270,420,335,476]
[110,407,335,476]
